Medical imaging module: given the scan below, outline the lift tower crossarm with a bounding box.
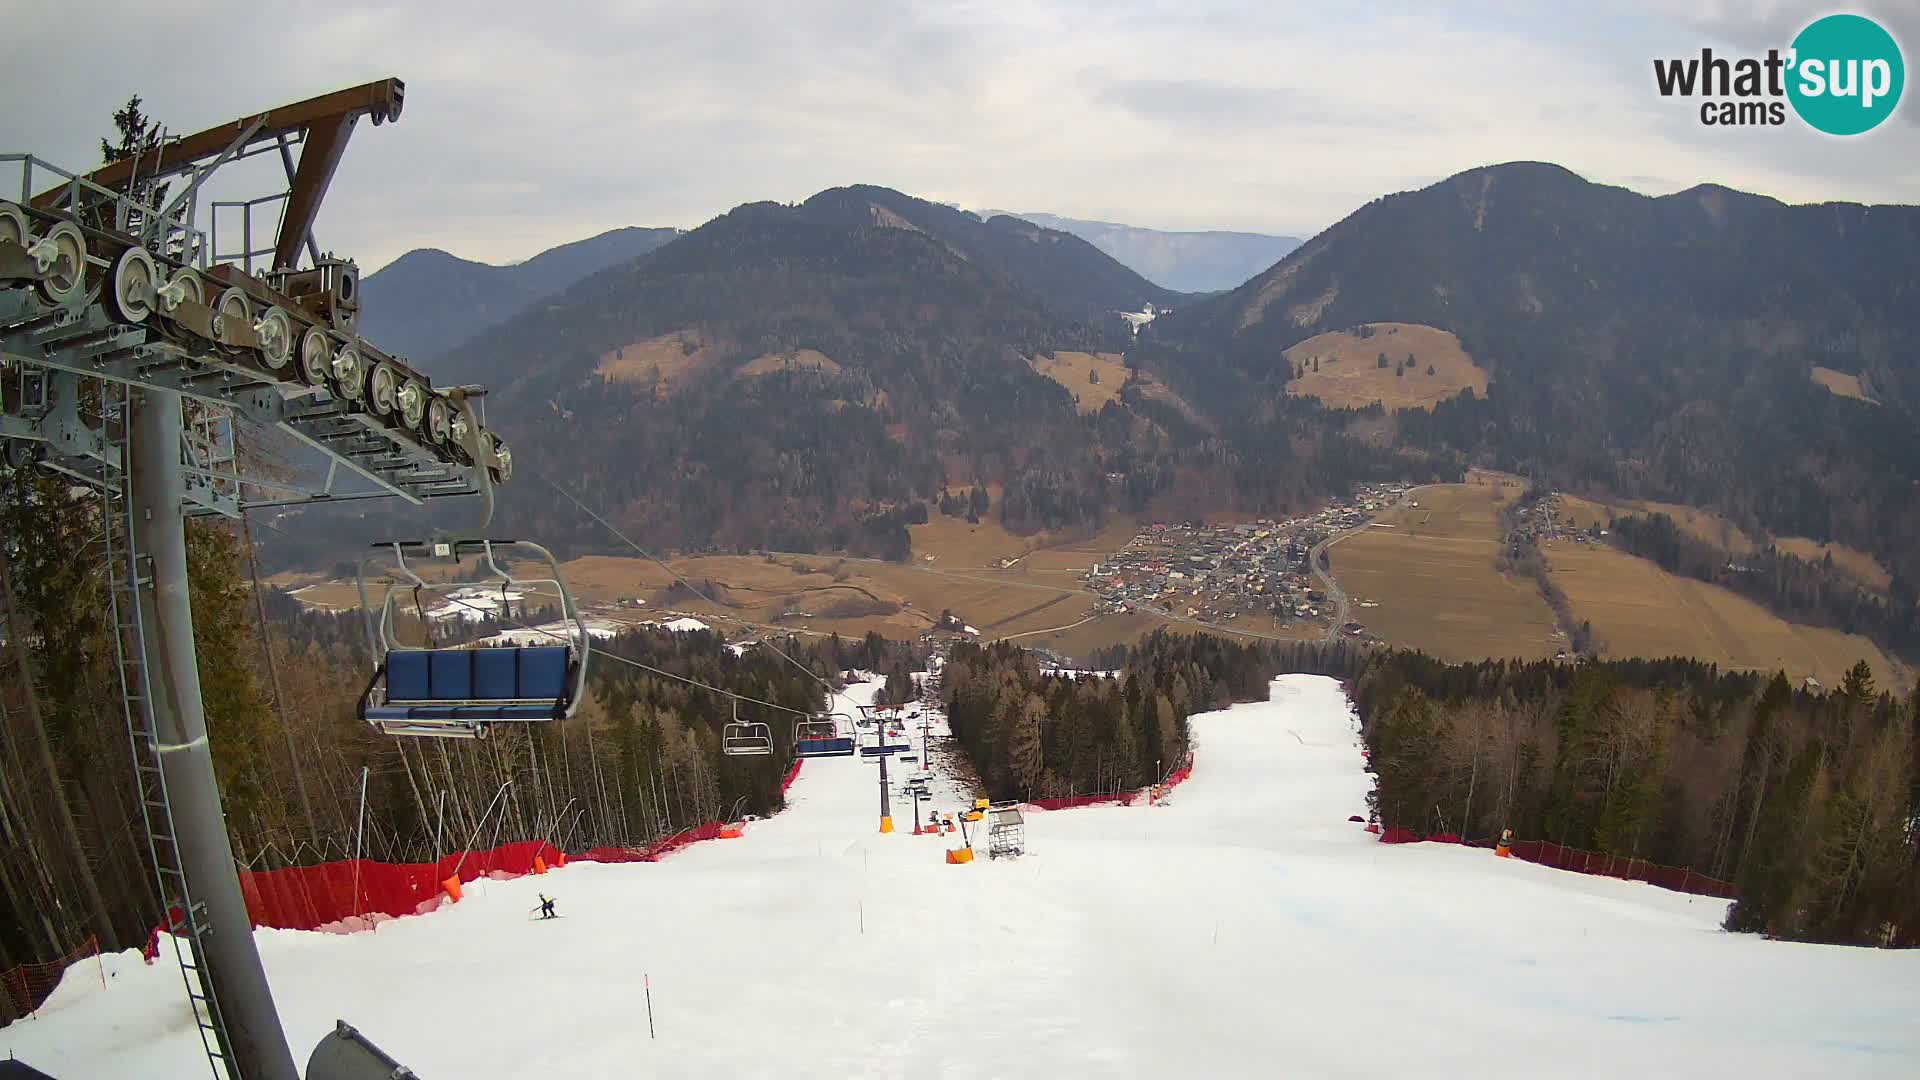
[32,79,404,206]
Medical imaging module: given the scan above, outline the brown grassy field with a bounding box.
[736,348,841,379]
[1329,482,1564,662]
[596,330,711,391]
[1030,351,1129,414]
[1283,322,1488,412]
[907,499,1026,565]
[1773,537,1893,593]
[1559,494,1892,596]
[1810,365,1876,404]
[905,504,1139,571]
[1544,542,1902,689]
[1558,494,1758,553]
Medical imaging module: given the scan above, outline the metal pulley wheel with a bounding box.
[159,266,204,315]
[107,246,159,324]
[331,345,366,400]
[212,287,252,349]
[298,326,333,385]
[366,361,401,415]
[424,395,452,445]
[254,307,295,370]
[32,221,88,306]
[0,202,29,248]
[396,379,428,429]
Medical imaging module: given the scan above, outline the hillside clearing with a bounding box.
[1773,537,1894,593]
[1558,494,1758,554]
[1810,365,1877,404]
[1283,322,1488,412]
[1030,350,1128,413]
[594,330,712,391]
[736,348,842,378]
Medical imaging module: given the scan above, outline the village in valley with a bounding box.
[1079,482,1414,632]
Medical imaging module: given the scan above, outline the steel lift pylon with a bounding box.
[2,78,509,1080]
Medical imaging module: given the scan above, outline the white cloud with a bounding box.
[2,1,1912,272]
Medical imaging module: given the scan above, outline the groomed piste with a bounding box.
[7,676,1918,1077]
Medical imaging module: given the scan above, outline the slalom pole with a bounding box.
[645,973,655,1039]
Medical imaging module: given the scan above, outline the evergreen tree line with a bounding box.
[1352,652,1917,947]
[940,633,1282,802]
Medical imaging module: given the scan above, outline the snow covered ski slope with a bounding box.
[6,676,1917,1077]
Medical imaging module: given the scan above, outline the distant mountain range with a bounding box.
[357,226,683,363]
[981,210,1298,294]
[313,168,1918,648]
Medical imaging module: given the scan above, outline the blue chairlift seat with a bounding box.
[362,646,574,733]
[796,736,857,758]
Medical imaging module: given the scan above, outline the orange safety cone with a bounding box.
[533,856,549,875]
[441,876,463,903]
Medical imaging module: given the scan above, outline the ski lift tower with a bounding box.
[0,79,512,1080]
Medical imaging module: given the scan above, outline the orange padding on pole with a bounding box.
[719,825,745,839]
[946,847,974,864]
[442,876,463,903]
[533,856,548,875]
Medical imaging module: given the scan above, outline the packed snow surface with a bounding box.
[479,619,621,647]
[8,677,1917,1077]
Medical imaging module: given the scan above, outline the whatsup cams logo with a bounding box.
[1653,12,1905,134]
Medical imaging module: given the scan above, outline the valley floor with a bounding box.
[8,676,1917,1077]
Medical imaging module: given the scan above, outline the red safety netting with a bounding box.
[1374,829,1736,899]
[236,839,566,933]
[781,758,803,794]
[1504,839,1738,899]
[579,821,727,866]
[2,936,101,1019]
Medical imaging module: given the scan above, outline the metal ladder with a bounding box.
[100,380,237,1079]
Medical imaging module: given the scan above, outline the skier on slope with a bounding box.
[537,893,558,920]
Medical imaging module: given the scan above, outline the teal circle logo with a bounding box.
[1787,14,1904,135]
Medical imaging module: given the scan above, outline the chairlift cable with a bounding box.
[535,470,842,699]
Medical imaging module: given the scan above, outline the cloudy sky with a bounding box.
[5,0,1916,271]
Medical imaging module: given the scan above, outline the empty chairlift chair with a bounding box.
[722,702,774,757]
[793,713,856,758]
[357,539,590,739]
